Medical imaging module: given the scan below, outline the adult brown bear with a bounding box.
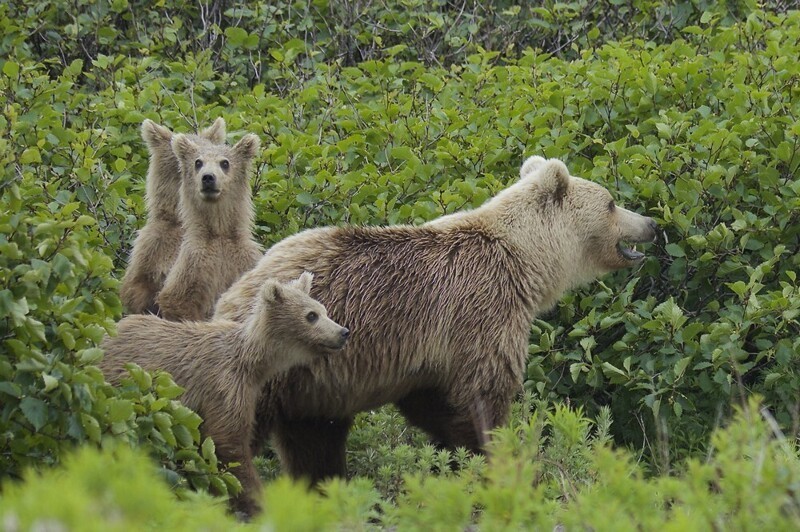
[215,156,658,482]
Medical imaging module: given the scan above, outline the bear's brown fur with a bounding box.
[119,118,226,315]
[214,157,658,482]
[100,272,349,515]
[155,132,263,321]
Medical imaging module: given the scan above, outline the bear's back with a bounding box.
[275,224,536,416]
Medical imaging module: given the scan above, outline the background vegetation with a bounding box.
[1,0,799,528]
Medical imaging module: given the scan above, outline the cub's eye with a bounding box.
[220,159,230,171]
[306,311,318,323]
[608,200,615,212]
[194,159,203,170]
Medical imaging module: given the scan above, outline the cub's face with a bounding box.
[261,273,350,365]
[189,145,233,201]
[171,133,260,203]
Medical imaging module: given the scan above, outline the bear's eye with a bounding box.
[306,311,318,323]
[608,200,615,212]
[194,159,203,170]
[220,159,230,171]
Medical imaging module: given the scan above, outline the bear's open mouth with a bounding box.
[617,241,645,261]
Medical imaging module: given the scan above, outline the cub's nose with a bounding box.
[201,174,216,188]
[341,328,350,340]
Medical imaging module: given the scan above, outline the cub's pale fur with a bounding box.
[215,157,658,483]
[101,272,349,515]
[119,118,226,315]
[156,132,263,321]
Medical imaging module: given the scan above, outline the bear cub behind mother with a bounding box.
[215,156,659,482]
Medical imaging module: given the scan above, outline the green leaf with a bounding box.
[107,398,134,422]
[79,348,104,364]
[2,60,19,78]
[674,357,692,380]
[42,374,59,392]
[296,192,315,205]
[0,381,22,398]
[225,27,249,46]
[20,397,48,431]
[665,244,685,257]
[201,437,216,461]
[81,413,101,442]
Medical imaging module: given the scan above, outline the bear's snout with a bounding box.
[329,327,349,349]
[644,217,659,242]
[201,173,217,190]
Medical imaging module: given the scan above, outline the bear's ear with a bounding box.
[290,271,314,295]
[262,279,285,304]
[171,134,198,164]
[534,160,571,202]
[200,117,226,144]
[233,134,261,164]
[141,119,173,148]
[519,155,547,180]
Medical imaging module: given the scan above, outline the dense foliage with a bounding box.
[1,0,799,527]
[4,400,800,529]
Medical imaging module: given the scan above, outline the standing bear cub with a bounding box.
[101,272,349,515]
[120,118,226,315]
[156,131,263,321]
[215,156,658,483]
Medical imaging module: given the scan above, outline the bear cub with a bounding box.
[120,118,226,315]
[156,131,263,321]
[101,272,349,515]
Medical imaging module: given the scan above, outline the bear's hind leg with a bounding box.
[397,387,513,452]
[271,415,353,483]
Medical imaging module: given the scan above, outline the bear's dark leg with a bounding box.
[271,415,353,483]
[396,388,474,448]
[396,387,514,452]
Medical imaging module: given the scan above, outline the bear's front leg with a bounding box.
[229,451,262,519]
[157,251,217,321]
[119,270,161,315]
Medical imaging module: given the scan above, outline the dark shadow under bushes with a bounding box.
[2,0,794,90]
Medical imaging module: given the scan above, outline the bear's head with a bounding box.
[249,272,350,367]
[171,132,260,204]
[140,118,227,215]
[519,156,658,282]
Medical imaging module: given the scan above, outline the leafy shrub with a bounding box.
[0,58,237,495]
[1,0,799,519]
[1,0,789,91]
[4,399,799,529]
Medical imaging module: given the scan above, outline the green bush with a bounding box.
[3,400,799,529]
[1,0,799,522]
[0,58,237,495]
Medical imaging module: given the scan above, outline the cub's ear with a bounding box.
[141,119,173,149]
[200,117,226,144]
[171,134,198,164]
[519,155,547,180]
[233,134,261,163]
[534,159,570,202]
[262,279,285,304]
[290,271,314,295]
